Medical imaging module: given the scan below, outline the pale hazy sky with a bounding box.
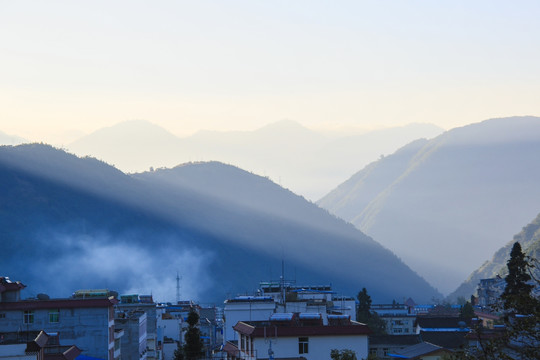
[1,0,539,143]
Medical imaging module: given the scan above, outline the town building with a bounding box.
[0,277,120,360]
[371,303,416,335]
[369,335,422,359]
[477,277,505,309]
[115,294,160,360]
[225,312,370,360]
[0,329,83,360]
[224,281,355,342]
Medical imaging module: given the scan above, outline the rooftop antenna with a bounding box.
[281,259,286,307]
[176,272,182,304]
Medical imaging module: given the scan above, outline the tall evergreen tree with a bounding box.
[184,307,204,360]
[459,301,475,323]
[356,288,372,323]
[356,287,386,335]
[453,245,539,360]
[501,242,534,314]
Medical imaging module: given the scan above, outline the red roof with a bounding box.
[233,321,370,338]
[0,297,117,311]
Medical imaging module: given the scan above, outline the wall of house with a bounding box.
[382,315,416,335]
[115,312,147,360]
[224,301,276,341]
[0,344,36,359]
[0,306,112,359]
[252,335,368,360]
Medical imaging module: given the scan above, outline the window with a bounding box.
[0,313,5,319]
[383,348,389,356]
[298,337,309,354]
[393,328,403,333]
[49,309,59,323]
[23,310,34,324]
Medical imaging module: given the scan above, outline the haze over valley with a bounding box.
[66,119,443,200]
[3,1,540,307]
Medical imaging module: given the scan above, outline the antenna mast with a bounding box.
[176,272,182,304]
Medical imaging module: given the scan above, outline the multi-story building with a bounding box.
[226,312,370,360]
[115,294,160,360]
[224,297,276,342]
[224,281,355,342]
[371,303,416,335]
[0,278,119,360]
[477,277,505,309]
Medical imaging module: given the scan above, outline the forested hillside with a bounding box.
[0,144,441,302]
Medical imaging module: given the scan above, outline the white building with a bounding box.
[225,313,370,360]
[224,283,356,342]
[224,297,276,341]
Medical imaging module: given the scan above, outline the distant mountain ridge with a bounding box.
[318,116,540,294]
[0,130,26,145]
[0,143,441,303]
[67,120,443,199]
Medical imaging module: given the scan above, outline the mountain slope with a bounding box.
[0,144,441,303]
[318,116,540,294]
[67,120,443,199]
[449,212,540,301]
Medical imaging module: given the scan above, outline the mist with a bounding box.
[23,231,214,302]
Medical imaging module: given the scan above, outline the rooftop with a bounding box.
[0,297,117,310]
[389,341,451,359]
[234,319,370,338]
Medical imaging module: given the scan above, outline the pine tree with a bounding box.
[173,342,185,360]
[501,242,534,314]
[356,288,372,323]
[459,301,475,323]
[356,287,386,335]
[184,307,204,360]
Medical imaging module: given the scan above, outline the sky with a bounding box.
[1,1,540,144]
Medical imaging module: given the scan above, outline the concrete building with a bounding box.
[477,277,505,309]
[198,306,224,358]
[0,330,83,360]
[0,331,48,360]
[224,297,276,342]
[115,294,160,360]
[226,312,370,360]
[115,310,147,360]
[0,278,119,360]
[369,335,422,360]
[371,303,416,335]
[224,281,355,342]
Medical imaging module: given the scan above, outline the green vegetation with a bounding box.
[356,288,386,335]
[453,242,540,360]
[174,308,204,360]
[330,349,358,360]
[501,242,534,314]
[459,301,475,322]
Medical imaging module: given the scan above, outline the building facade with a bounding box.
[227,313,370,360]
